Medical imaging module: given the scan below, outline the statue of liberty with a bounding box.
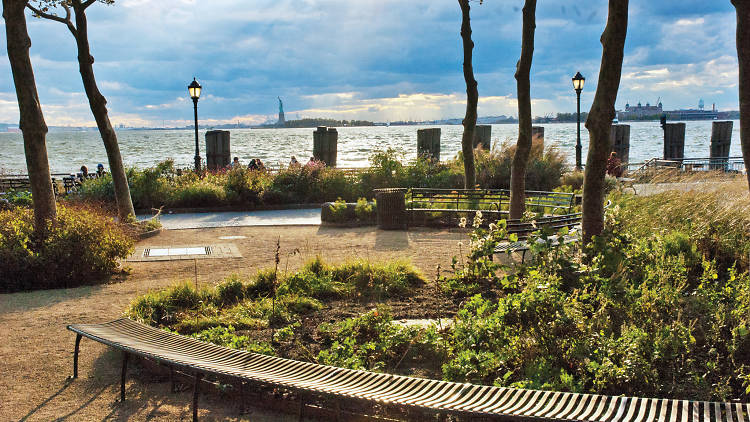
[277,97,285,126]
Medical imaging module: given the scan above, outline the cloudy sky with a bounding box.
[0,0,740,127]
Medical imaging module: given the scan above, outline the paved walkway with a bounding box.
[139,208,321,229]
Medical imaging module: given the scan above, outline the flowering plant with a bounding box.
[447,211,513,295]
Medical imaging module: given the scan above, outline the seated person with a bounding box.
[231,157,241,168]
[248,158,258,171]
[96,163,106,177]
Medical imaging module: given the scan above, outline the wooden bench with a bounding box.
[0,177,31,192]
[67,318,748,422]
[407,188,576,227]
[0,177,66,197]
[494,201,612,261]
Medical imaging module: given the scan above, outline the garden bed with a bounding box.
[127,182,750,401]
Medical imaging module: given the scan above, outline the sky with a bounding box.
[0,0,741,127]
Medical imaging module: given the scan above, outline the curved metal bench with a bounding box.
[68,319,748,422]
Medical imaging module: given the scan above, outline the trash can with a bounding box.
[375,188,407,230]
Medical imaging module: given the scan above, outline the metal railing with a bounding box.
[627,156,746,174]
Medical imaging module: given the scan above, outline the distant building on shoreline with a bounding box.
[617,99,719,121]
[618,101,663,120]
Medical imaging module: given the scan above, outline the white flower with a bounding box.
[458,217,467,228]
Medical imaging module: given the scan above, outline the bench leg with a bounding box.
[193,372,203,422]
[72,334,82,379]
[298,393,305,422]
[239,381,245,415]
[120,352,129,402]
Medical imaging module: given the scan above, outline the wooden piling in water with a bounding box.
[205,130,231,170]
[417,128,441,161]
[663,123,686,161]
[313,126,338,167]
[474,125,492,149]
[710,121,733,170]
[610,124,630,163]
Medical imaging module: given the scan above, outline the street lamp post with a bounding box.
[188,78,202,173]
[572,72,585,170]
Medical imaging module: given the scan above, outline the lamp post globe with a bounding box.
[188,78,202,173]
[572,72,585,170]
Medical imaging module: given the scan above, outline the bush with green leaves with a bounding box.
[0,204,135,292]
[354,197,376,221]
[326,198,350,223]
[441,189,750,400]
[77,142,568,210]
[317,306,446,372]
[127,257,425,331]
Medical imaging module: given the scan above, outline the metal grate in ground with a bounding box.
[127,244,241,262]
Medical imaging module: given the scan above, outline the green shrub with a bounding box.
[78,174,115,202]
[224,167,269,204]
[214,275,246,306]
[441,189,750,400]
[317,306,445,372]
[354,197,375,221]
[168,178,226,208]
[78,144,568,210]
[128,160,174,208]
[327,198,349,223]
[193,325,274,355]
[0,204,135,292]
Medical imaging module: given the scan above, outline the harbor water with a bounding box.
[0,121,742,174]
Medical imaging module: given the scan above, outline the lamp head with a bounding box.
[572,72,585,93]
[188,78,202,100]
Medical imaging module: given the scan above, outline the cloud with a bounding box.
[0,0,741,126]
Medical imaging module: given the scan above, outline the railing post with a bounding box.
[193,372,203,422]
[120,352,129,402]
[72,334,81,379]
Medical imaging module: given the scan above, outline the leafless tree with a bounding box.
[28,0,136,219]
[3,0,57,236]
[582,0,629,242]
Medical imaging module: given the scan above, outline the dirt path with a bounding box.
[0,225,465,421]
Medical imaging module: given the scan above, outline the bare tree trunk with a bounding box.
[4,0,57,236]
[509,0,537,219]
[582,0,628,243]
[459,0,477,189]
[733,0,750,192]
[71,0,135,219]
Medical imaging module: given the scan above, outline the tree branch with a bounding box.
[26,3,77,36]
[81,0,96,9]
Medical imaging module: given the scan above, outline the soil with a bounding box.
[0,225,468,421]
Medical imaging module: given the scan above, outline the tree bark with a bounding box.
[509,0,536,219]
[732,0,750,192]
[459,0,477,189]
[582,0,629,243]
[71,0,135,219]
[4,0,57,236]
